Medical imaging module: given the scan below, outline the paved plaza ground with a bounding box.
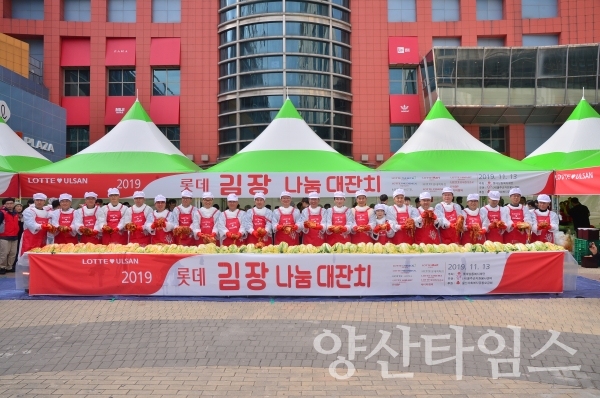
[1,270,600,397]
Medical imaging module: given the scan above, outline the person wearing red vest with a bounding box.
[386,188,418,244]
[460,193,486,245]
[300,191,326,246]
[480,191,508,243]
[435,187,463,245]
[351,190,375,244]
[101,188,128,245]
[149,194,175,245]
[531,194,559,243]
[243,192,273,247]
[504,187,534,244]
[414,192,442,244]
[217,194,246,247]
[373,204,394,244]
[50,193,78,245]
[123,191,154,246]
[324,191,354,245]
[73,192,104,244]
[172,190,200,246]
[0,197,20,273]
[272,191,302,246]
[19,193,52,257]
[195,192,220,245]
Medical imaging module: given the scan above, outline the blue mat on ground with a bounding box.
[1,275,599,301]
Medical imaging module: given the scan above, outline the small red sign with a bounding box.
[388,37,420,65]
[389,95,421,124]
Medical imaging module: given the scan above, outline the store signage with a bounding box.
[388,37,419,65]
[23,137,55,153]
[390,95,421,124]
[0,101,10,122]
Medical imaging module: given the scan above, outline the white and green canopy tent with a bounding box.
[523,98,600,170]
[21,100,200,198]
[0,115,51,196]
[208,98,371,172]
[377,100,552,195]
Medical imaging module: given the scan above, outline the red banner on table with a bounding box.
[28,252,565,296]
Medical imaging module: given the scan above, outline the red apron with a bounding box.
[374,221,390,244]
[439,207,459,244]
[20,213,48,256]
[129,206,150,246]
[303,209,325,246]
[200,208,219,247]
[504,206,528,244]
[484,206,504,243]
[54,211,78,244]
[222,210,244,247]
[460,212,486,245]
[80,207,101,244]
[176,207,195,247]
[530,212,554,243]
[245,209,272,246]
[275,209,299,246]
[414,208,440,244]
[326,210,350,245]
[152,211,174,245]
[102,205,128,245]
[352,209,373,244]
[390,207,414,244]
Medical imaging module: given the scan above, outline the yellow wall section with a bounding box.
[0,33,29,78]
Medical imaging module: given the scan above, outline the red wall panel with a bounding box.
[62,97,90,125]
[150,96,180,125]
[60,37,91,66]
[150,38,181,66]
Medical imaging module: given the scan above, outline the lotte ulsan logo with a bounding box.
[400,105,409,113]
[81,258,139,265]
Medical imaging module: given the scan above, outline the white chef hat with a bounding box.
[355,189,367,198]
[333,191,346,198]
[254,192,265,200]
[509,187,522,196]
[393,188,405,197]
[181,189,193,198]
[280,191,292,198]
[108,188,120,196]
[227,194,238,201]
[84,192,97,199]
[59,193,72,202]
[442,187,453,194]
[537,194,551,203]
[419,192,432,200]
[308,191,319,199]
[133,191,145,198]
[202,192,214,199]
[154,194,166,203]
[374,204,386,211]
[467,193,479,201]
[488,191,501,200]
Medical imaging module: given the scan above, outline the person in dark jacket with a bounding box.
[0,198,20,274]
[567,197,591,232]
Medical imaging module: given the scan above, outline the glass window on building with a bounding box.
[64,69,90,96]
[522,34,559,47]
[479,126,506,152]
[108,69,136,96]
[476,0,502,21]
[152,0,181,23]
[432,0,460,22]
[66,126,89,155]
[11,0,44,20]
[525,125,558,155]
[432,37,461,47]
[477,37,505,47]
[522,0,557,19]
[152,69,180,96]
[388,0,416,22]
[158,126,181,149]
[389,69,417,95]
[107,0,136,22]
[390,125,417,152]
[64,0,91,22]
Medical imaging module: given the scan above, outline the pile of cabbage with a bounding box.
[29,240,565,255]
